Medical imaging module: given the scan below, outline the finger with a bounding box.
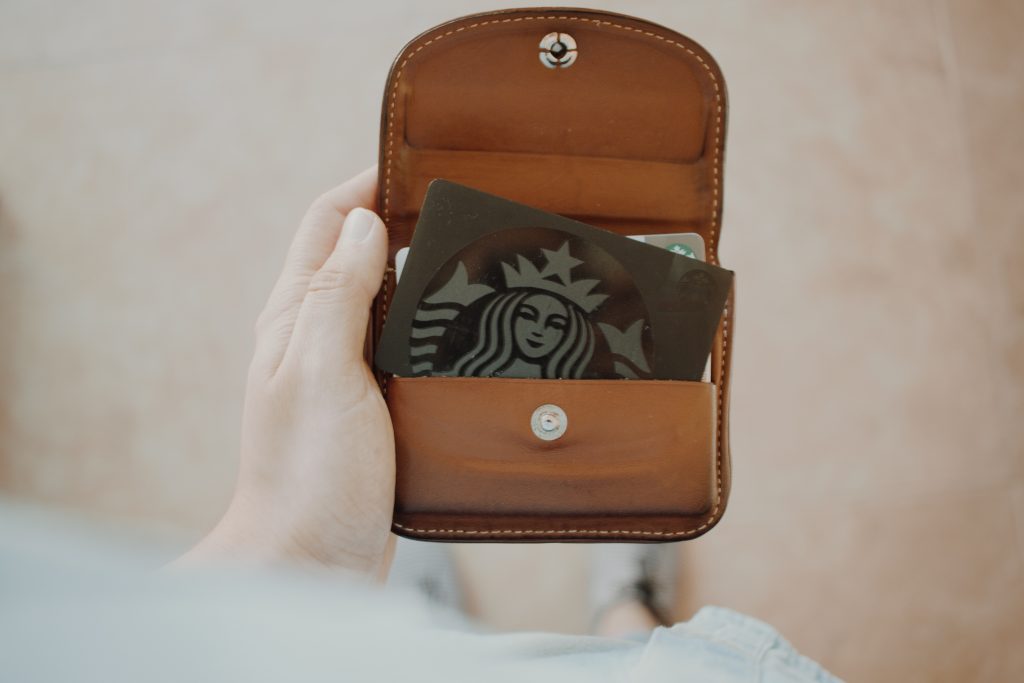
[253,166,377,373]
[281,207,387,376]
[280,166,378,285]
[260,166,377,331]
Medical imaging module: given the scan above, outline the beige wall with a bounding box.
[1,1,1021,680]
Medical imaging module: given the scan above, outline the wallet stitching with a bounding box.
[381,14,726,538]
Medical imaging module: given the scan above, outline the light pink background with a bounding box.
[1,2,1021,680]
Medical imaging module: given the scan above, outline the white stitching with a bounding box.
[394,521,713,537]
[382,14,727,539]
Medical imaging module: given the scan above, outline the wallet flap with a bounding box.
[378,8,728,258]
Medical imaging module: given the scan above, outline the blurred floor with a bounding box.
[1,1,1022,680]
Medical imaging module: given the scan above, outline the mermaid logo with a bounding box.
[409,234,652,379]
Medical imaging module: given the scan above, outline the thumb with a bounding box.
[287,207,387,372]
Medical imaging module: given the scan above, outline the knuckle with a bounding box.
[308,192,337,216]
[307,267,361,296]
[254,308,271,335]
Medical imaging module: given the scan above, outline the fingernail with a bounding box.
[342,208,376,243]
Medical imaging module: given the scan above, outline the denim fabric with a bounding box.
[629,607,843,682]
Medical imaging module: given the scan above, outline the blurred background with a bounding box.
[1,1,1022,680]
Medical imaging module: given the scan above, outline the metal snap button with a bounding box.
[531,403,568,441]
[539,32,577,69]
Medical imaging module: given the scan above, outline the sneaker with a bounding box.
[386,536,465,613]
[587,543,678,630]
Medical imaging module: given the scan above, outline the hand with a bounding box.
[176,167,396,579]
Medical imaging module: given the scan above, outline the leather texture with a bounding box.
[373,7,733,542]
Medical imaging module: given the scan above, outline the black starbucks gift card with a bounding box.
[375,180,733,381]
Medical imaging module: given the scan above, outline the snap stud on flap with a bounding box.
[539,32,577,69]
[531,403,568,441]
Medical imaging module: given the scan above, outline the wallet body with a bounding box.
[372,7,734,542]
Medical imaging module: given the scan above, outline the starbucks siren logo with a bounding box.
[409,240,651,379]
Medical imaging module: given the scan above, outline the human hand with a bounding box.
[177,167,395,579]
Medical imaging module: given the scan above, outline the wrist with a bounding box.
[175,492,393,580]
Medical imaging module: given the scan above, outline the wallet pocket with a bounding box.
[388,375,720,541]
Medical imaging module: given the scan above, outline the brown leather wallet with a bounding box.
[372,7,733,542]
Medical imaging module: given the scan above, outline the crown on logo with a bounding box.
[500,241,607,313]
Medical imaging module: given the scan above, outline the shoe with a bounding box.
[386,536,464,613]
[587,543,678,629]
